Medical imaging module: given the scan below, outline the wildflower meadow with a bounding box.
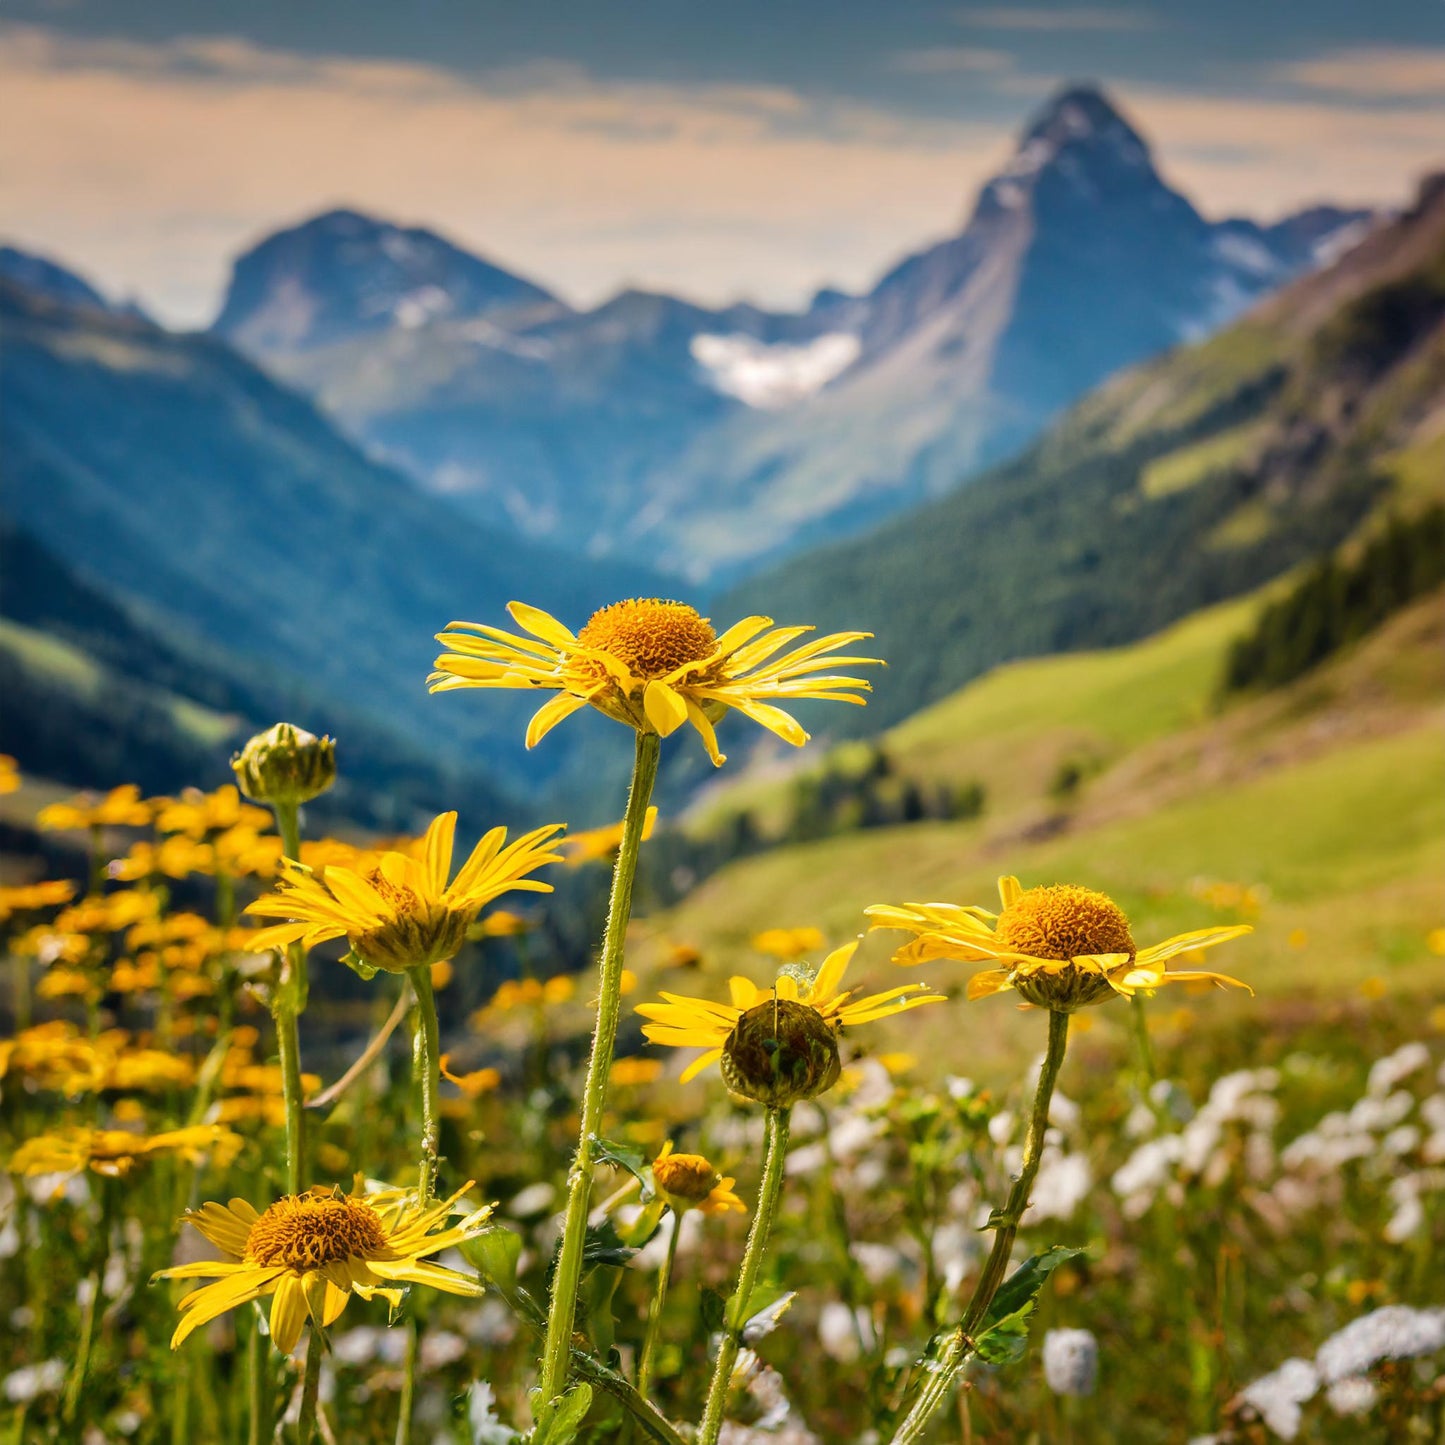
[1,594,1442,1445]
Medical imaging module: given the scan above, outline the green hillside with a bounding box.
[637,585,1445,1081]
[719,176,1445,741]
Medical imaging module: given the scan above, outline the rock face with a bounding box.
[210,87,1373,580]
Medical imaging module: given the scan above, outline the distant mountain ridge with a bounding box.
[211,85,1374,580]
[0,243,150,322]
[0,277,666,802]
[213,208,559,354]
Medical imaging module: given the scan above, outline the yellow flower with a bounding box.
[37,785,159,831]
[154,1181,491,1352]
[610,1056,663,1086]
[866,876,1252,1012]
[156,785,271,840]
[429,598,880,766]
[560,807,659,866]
[0,754,19,794]
[10,1124,242,1181]
[0,879,76,924]
[636,940,941,1103]
[475,908,532,938]
[752,926,827,962]
[650,1142,746,1216]
[244,812,564,974]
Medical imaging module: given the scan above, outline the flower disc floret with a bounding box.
[576,600,718,681]
[245,1195,389,1268]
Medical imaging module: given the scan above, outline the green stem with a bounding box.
[698,1106,791,1445]
[538,730,661,1407]
[637,1209,682,1400]
[1129,993,1156,1090]
[247,1306,267,1445]
[395,1318,418,1445]
[889,1008,1071,1445]
[408,965,442,1204]
[297,1329,322,1445]
[62,1268,101,1426]
[271,800,308,1195]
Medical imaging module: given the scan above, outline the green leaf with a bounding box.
[460,1224,524,1296]
[982,1246,1085,1329]
[974,1304,1034,1365]
[594,1137,650,1192]
[974,1246,1085,1367]
[529,1383,593,1445]
[581,1219,636,1270]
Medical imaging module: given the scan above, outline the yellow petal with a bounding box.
[967,969,1015,1001]
[526,692,589,749]
[268,1275,307,1355]
[507,601,578,648]
[810,941,857,1004]
[423,812,458,895]
[643,680,689,737]
[998,876,1023,909]
[680,1048,723,1083]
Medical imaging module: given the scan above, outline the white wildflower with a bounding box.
[1042,1328,1098,1397]
[1324,1375,1377,1417]
[2,1360,65,1403]
[1315,1305,1445,1383]
[1025,1149,1092,1224]
[1367,1042,1430,1097]
[1238,1357,1318,1440]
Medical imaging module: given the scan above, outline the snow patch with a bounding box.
[690,331,861,409]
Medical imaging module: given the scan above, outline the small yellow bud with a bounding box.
[232,723,336,808]
[720,998,841,1107]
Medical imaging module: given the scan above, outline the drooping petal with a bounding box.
[966,969,1015,1001]
[643,680,689,737]
[679,1048,724,1083]
[268,1275,308,1355]
[526,692,590,749]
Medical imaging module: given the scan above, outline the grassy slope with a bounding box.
[637,588,1445,1083]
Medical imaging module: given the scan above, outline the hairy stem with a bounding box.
[408,965,442,1204]
[538,729,660,1407]
[889,1008,1071,1445]
[698,1106,791,1445]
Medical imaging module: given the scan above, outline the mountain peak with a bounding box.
[1022,84,1141,149]
[213,207,557,356]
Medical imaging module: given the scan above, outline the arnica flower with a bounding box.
[650,1142,746,1216]
[0,880,76,924]
[37,785,157,832]
[154,1181,491,1352]
[243,812,565,974]
[10,1125,243,1181]
[636,940,942,1107]
[429,598,880,766]
[866,876,1252,1012]
[0,754,18,794]
[156,785,271,841]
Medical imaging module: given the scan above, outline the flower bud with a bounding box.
[720,998,841,1107]
[232,723,336,808]
[652,1152,720,1211]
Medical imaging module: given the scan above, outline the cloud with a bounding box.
[1119,83,1445,217]
[1273,47,1445,101]
[956,6,1157,32]
[891,47,1016,75]
[0,25,1012,325]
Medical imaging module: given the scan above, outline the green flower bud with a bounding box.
[720,998,841,1107]
[232,723,336,807]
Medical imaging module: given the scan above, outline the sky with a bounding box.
[2,1,1443,327]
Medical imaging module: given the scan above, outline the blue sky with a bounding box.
[2,1,1442,324]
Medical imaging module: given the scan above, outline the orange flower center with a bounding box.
[576,600,718,681]
[245,1192,388,1268]
[995,885,1136,962]
[653,1152,720,1205]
